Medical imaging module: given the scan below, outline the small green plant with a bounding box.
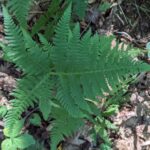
[1,1,150,150]
[2,133,35,150]
[88,99,118,149]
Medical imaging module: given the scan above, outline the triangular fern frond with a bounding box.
[2,3,150,150]
[50,5,150,119]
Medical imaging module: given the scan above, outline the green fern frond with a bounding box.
[38,33,53,52]
[67,0,87,19]
[3,6,25,61]
[53,4,71,69]
[73,0,87,19]
[31,0,60,35]
[7,0,33,28]
[5,74,51,137]
[3,5,53,138]
[51,108,83,150]
[22,30,52,75]
[51,4,150,119]
[3,6,52,75]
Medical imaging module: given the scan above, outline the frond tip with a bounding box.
[7,0,33,27]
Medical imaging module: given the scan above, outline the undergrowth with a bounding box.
[0,0,149,150]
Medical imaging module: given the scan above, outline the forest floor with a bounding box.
[1,0,150,150]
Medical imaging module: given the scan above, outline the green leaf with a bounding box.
[101,131,111,145]
[0,42,6,49]
[1,139,17,150]
[100,143,112,150]
[105,120,117,130]
[73,0,87,19]
[0,106,7,118]
[1,134,35,150]
[31,0,60,35]
[7,0,33,28]
[99,2,111,12]
[39,99,51,120]
[97,127,111,145]
[103,105,119,117]
[30,113,41,126]
[128,48,141,58]
[24,141,45,150]
[14,133,35,149]
[4,119,24,138]
[51,108,83,150]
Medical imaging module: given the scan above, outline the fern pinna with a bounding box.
[1,3,150,150]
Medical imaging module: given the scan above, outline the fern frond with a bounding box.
[51,108,83,150]
[22,30,52,75]
[67,0,87,19]
[3,5,53,138]
[53,4,71,71]
[3,6,52,75]
[72,0,87,19]
[7,0,33,28]
[3,6,25,61]
[5,74,51,137]
[31,0,60,35]
[51,4,150,119]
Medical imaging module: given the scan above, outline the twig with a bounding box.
[23,107,39,130]
[118,4,128,24]
[24,107,39,122]
[115,14,125,25]
[134,0,142,19]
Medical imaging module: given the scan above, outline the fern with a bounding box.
[68,0,88,19]
[31,0,60,35]
[7,0,33,28]
[2,3,150,150]
[73,0,88,18]
[51,108,83,150]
